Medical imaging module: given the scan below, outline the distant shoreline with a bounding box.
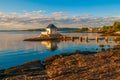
[0,28,79,32]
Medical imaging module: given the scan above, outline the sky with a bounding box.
[0,0,120,30]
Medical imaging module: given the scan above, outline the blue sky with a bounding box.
[0,0,120,30]
[0,0,120,16]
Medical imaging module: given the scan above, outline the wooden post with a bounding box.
[71,36,73,40]
[85,36,88,42]
[60,36,63,39]
[114,37,117,41]
[105,37,108,43]
[79,36,82,42]
[71,36,74,42]
[62,36,66,41]
[96,36,98,43]
[63,36,66,40]
[114,37,117,44]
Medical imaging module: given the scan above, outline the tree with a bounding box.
[113,22,120,31]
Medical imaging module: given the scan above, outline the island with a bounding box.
[24,24,63,41]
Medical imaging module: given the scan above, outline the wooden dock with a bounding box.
[60,36,119,43]
[24,34,119,43]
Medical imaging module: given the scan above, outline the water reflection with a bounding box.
[40,38,119,52]
[0,32,120,69]
[41,40,59,51]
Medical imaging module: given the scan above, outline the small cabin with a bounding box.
[41,24,58,35]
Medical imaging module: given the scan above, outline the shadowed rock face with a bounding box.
[0,46,120,80]
[0,60,49,80]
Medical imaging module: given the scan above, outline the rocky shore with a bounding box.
[0,46,120,80]
[24,34,62,41]
[100,33,120,36]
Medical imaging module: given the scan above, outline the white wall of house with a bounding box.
[46,28,57,34]
[41,28,57,35]
[46,28,51,34]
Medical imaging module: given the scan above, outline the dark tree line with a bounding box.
[101,22,120,33]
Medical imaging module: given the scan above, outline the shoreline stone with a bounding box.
[24,34,62,41]
[0,46,120,80]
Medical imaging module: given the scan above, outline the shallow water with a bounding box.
[0,31,119,69]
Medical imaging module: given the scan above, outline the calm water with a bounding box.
[0,31,119,69]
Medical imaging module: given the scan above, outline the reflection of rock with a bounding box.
[41,40,59,51]
[101,48,105,51]
[99,45,104,47]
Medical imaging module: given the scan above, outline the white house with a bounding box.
[41,24,58,35]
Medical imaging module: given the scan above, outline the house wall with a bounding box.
[46,28,57,34]
[41,28,57,35]
[46,28,51,34]
[51,28,57,34]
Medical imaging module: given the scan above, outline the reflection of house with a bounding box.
[41,24,58,35]
[41,41,58,51]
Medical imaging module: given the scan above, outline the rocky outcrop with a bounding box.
[0,46,120,80]
[24,34,63,41]
[44,47,120,80]
[0,60,48,80]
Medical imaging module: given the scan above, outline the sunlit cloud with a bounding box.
[0,10,120,30]
[52,12,65,17]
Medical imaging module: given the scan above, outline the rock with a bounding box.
[2,60,49,80]
[43,55,59,64]
[1,45,120,80]
[44,48,120,80]
[0,69,5,79]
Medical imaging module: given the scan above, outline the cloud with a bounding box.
[32,10,46,13]
[52,12,65,17]
[0,10,120,30]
